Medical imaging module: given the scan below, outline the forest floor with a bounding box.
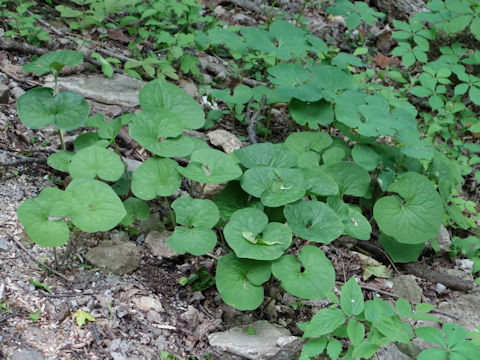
[1,1,480,359]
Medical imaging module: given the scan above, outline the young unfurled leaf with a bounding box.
[224,208,291,260]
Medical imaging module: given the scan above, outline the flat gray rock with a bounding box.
[376,343,413,360]
[85,240,140,275]
[208,320,301,360]
[10,349,44,360]
[45,74,144,106]
[145,230,177,259]
[392,275,423,304]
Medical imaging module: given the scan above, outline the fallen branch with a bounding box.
[0,149,47,166]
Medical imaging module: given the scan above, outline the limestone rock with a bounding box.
[436,224,451,252]
[137,212,166,235]
[376,343,413,360]
[208,320,302,360]
[438,294,480,331]
[132,296,164,313]
[392,275,422,304]
[144,230,177,259]
[85,240,140,275]
[45,74,144,106]
[207,130,242,154]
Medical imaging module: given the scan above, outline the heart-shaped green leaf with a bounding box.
[129,111,195,157]
[121,197,151,226]
[224,208,292,260]
[47,150,74,172]
[284,201,343,244]
[74,132,109,151]
[67,179,126,233]
[351,144,380,171]
[172,197,219,228]
[324,162,371,197]
[289,99,334,129]
[177,149,242,184]
[22,50,84,75]
[233,143,297,169]
[17,187,71,247]
[284,131,333,155]
[374,172,443,244]
[131,157,182,200]
[17,88,90,130]
[378,233,425,263]
[216,253,271,310]
[69,146,124,181]
[241,167,306,207]
[167,227,217,256]
[272,245,335,299]
[327,197,371,240]
[214,182,263,221]
[166,198,220,255]
[139,79,204,130]
[302,167,339,196]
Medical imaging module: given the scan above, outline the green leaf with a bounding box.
[177,149,242,184]
[17,88,89,130]
[129,111,193,157]
[233,143,297,169]
[328,197,371,240]
[172,197,219,228]
[131,157,182,200]
[139,79,204,130]
[469,85,480,106]
[416,303,436,313]
[285,131,333,155]
[47,150,74,172]
[373,172,443,244]
[352,342,379,359]
[347,319,365,346]
[324,162,370,197]
[378,233,424,262]
[17,187,71,247]
[301,307,345,337]
[29,278,53,294]
[22,50,84,75]
[215,253,271,310]
[240,167,306,207]
[167,227,217,256]
[69,146,124,181]
[326,338,342,359]
[284,200,343,244]
[67,179,126,233]
[302,167,339,196]
[397,129,434,159]
[396,298,412,317]
[74,132,109,151]
[416,327,446,347]
[340,277,364,316]
[352,145,380,171]
[470,18,480,41]
[214,182,262,221]
[444,323,468,348]
[121,198,150,226]
[417,348,447,360]
[290,99,334,129]
[272,245,335,299]
[299,338,328,360]
[224,208,291,260]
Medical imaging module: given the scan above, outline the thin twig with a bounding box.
[9,236,70,283]
[38,291,83,298]
[0,149,47,166]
